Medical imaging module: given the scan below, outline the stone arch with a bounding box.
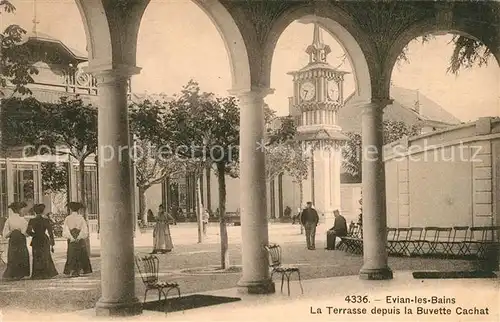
[386,17,500,95]
[191,0,252,91]
[261,3,373,103]
[74,0,113,69]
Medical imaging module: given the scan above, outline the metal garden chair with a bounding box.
[386,228,399,255]
[407,227,424,256]
[135,254,181,303]
[265,244,303,296]
[469,226,500,259]
[431,227,453,257]
[448,226,471,257]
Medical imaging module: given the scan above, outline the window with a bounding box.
[13,163,40,206]
[0,162,7,217]
[74,165,99,217]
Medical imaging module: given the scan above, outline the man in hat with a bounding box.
[326,209,348,250]
[300,201,319,250]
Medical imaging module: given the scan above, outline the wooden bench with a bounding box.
[225,212,241,226]
[338,224,363,254]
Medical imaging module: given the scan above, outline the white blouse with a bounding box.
[62,213,89,240]
[2,213,28,238]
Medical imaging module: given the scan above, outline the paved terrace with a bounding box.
[0,223,498,321]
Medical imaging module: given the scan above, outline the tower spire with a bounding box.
[305,23,331,64]
[32,0,39,35]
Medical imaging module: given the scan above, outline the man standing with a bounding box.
[326,209,348,250]
[300,202,319,250]
[202,209,209,236]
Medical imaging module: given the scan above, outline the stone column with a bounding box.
[359,99,393,280]
[235,88,275,294]
[93,67,142,316]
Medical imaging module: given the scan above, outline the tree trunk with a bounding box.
[278,173,283,219]
[299,180,304,235]
[138,185,147,223]
[216,162,229,269]
[205,164,211,213]
[270,179,275,219]
[78,159,91,254]
[196,175,204,244]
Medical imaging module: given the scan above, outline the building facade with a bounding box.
[0,31,100,222]
[385,117,500,229]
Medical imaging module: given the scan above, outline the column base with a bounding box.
[237,278,275,294]
[95,297,142,317]
[359,267,393,280]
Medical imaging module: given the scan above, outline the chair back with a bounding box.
[387,228,397,240]
[265,244,282,268]
[452,226,469,242]
[409,227,423,240]
[423,227,439,241]
[470,226,500,242]
[135,254,159,286]
[435,227,452,242]
[398,228,411,241]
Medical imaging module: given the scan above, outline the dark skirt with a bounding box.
[2,230,30,280]
[31,236,58,279]
[63,239,92,275]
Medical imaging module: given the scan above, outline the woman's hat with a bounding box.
[8,201,27,213]
[68,202,85,212]
[33,203,46,215]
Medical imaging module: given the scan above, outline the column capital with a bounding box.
[228,87,275,100]
[350,98,393,110]
[356,98,393,115]
[85,64,141,84]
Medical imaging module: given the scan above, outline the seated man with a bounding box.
[326,209,348,250]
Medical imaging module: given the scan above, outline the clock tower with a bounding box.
[288,23,349,229]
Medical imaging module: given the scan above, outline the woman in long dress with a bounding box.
[2,202,30,280]
[152,204,175,254]
[27,203,58,279]
[62,202,92,277]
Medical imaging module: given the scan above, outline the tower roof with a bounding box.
[305,23,331,63]
[19,31,88,64]
[288,23,349,76]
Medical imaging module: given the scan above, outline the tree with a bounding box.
[2,96,97,252]
[0,1,38,96]
[129,98,187,223]
[41,162,68,194]
[342,120,421,180]
[265,114,309,222]
[159,80,239,269]
[398,34,493,75]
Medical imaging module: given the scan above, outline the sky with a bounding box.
[2,0,499,122]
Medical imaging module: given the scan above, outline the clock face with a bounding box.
[300,81,316,101]
[327,80,339,101]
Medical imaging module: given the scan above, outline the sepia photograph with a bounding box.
[0,0,498,321]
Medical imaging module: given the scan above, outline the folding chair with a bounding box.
[386,228,398,255]
[135,254,181,303]
[420,227,438,256]
[407,227,424,256]
[469,226,500,259]
[396,228,411,256]
[265,244,303,296]
[448,226,470,258]
[431,227,453,258]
